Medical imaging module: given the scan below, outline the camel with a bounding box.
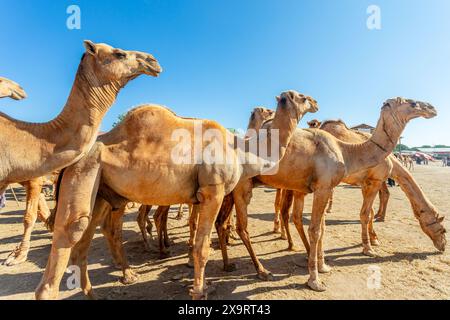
[272,118,329,240]
[35,90,319,300]
[214,97,438,292]
[0,77,51,266]
[0,42,161,266]
[279,119,446,257]
[0,77,26,100]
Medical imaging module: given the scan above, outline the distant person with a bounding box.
[444,158,447,167]
[0,192,5,210]
[387,178,396,187]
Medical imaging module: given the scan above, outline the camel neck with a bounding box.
[341,108,405,176]
[240,106,300,179]
[390,156,436,220]
[47,64,122,136]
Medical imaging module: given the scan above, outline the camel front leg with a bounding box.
[360,181,383,257]
[3,178,43,266]
[291,192,310,254]
[307,188,331,292]
[35,156,101,300]
[326,190,333,213]
[137,204,153,251]
[374,182,390,222]
[154,206,171,258]
[233,180,273,281]
[190,184,225,300]
[280,190,298,251]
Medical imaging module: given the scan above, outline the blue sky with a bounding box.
[1,0,449,146]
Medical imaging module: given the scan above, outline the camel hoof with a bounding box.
[371,239,381,246]
[84,289,98,300]
[363,248,379,257]
[318,263,332,274]
[2,250,27,266]
[223,263,237,272]
[280,234,287,240]
[186,259,195,269]
[257,270,274,281]
[189,289,207,300]
[121,269,139,285]
[374,215,385,222]
[159,251,171,260]
[287,245,300,252]
[307,279,327,292]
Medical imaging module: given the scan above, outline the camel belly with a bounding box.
[101,163,199,205]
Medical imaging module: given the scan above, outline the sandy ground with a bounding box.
[0,163,449,300]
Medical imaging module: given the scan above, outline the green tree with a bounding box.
[113,112,127,128]
[394,144,409,152]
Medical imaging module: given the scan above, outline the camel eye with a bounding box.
[114,51,127,59]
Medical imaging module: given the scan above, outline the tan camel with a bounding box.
[0,41,161,190]
[0,77,50,266]
[280,119,446,257]
[0,77,26,100]
[270,117,329,240]
[0,42,161,266]
[214,98,438,292]
[35,90,318,300]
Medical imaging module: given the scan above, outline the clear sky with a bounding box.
[1,0,449,147]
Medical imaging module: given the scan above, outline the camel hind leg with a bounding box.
[360,181,383,257]
[215,193,236,272]
[154,206,171,258]
[233,180,273,281]
[101,204,139,285]
[190,184,225,300]
[273,189,282,233]
[291,192,310,254]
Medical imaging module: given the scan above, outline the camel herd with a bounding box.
[0,41,447,300]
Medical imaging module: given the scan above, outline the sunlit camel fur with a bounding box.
[36,90,318,300]
[0,42,161,266]
[215,98,438,292]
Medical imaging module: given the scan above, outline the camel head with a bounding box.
[81,40,162,85]
[382,97,437,124]
[247,107,275,131]
[417,209,447,252]
[276,90,319,121]
[307,119,322,128]
[0,77,27,100]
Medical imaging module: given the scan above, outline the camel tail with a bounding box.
[45,168,66,232]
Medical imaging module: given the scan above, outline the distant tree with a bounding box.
[394,144,410,152]
[113,112,127,128]
[420,145,432,148]
[434,145,450,148]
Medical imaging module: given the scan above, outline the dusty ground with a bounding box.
[0,163,449,300]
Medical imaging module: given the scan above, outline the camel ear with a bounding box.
[83,40,98,56]
[276,96,281,103]
[438,216,445,223]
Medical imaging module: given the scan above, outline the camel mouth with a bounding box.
[11,89,27,100]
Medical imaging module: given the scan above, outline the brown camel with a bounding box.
[214,97,438,292]
[0,77,26,100]
[0,42,161,266]
[280,119,446,257]
[36,90,318,300]
[0,77,51,266]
